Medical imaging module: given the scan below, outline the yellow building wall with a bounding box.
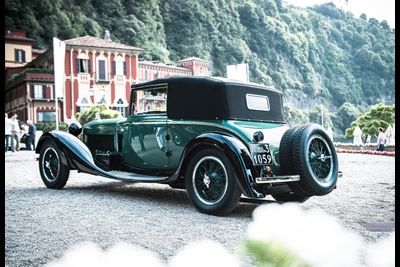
[5,43,33,68]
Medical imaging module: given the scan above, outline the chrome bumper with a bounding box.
[255,171,343,184]
[255,175,300,184]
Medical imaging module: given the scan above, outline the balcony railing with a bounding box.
[93,72,112,83]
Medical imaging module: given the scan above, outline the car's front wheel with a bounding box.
[185,148,241,215]
[39,140,70,189]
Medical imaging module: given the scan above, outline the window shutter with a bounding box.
[113,61,116,76]
[22,51,25,63]
[75,58,80,74]
[15,50,18,62]
[30,84,34,98]
[88,60,92,74]
[42,85,46,98]
[99,60,105,80]
[123,62,127,76]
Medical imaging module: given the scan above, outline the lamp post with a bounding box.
[89,85,107,120]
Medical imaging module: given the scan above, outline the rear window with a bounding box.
[246,94,270,111]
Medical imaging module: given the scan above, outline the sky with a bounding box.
[284,0,395,28]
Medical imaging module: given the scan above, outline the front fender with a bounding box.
[35,131,111,177]
[175,133,264,198]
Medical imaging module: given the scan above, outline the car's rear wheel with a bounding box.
[39,140,70,189]
[185,148,241,215]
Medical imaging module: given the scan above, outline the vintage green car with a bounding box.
[36,76,339,215]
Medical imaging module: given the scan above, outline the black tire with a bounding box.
[279,126,301,174]
[271,191,310,203]
[39,140,70,189]
[185,148,241,215]
[279,126,310,197]
[291,124,338,196]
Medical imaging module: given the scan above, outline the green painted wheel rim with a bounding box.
[42,147,60,182]
[192,156,228,205]
[307,135,333,183]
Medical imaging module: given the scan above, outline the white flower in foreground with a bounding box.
[168,240,240,267]
[45,242,105,267]
[45,241,164,267]
[365,232,395,267]
[103,242,165,267]
[246,203,363,267]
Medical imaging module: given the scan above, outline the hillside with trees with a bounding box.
[5,0,395,141]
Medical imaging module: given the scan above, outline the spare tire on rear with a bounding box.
[290,123,338,196]
[279,126,311,197]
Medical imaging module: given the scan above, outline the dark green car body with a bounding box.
[36,76,339,215]
[84,117,286,173]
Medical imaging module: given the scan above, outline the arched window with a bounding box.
[79,97,90,113]
[116,98,125,117]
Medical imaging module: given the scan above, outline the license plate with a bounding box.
[250,143,273,165]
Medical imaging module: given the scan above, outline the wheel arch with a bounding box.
[35,131,106,177]
[36,133,71,167]
[173,133,264,198]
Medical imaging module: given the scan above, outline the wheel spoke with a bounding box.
[192,156,228,204]
[307,136,333,181]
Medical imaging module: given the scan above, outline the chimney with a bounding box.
[104,30,111,41]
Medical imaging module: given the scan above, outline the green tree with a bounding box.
[309,105,332,129]
[335,102,362,132]
[345,103,395,137]
[284,106,309,127]
[76,104,121,126]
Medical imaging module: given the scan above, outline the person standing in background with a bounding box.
[377,127,387,151]
[5,113,12,152]
[26,120,37,150]
[10,113,20,152]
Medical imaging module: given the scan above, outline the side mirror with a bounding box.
[68,121,82,137]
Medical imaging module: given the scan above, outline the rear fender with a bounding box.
[175,133,264,198]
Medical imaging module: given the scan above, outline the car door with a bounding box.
[121,87,169,171]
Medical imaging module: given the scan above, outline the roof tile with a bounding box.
[64,35,143,52]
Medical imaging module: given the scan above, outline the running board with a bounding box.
[100,170,169,183]
[255,175,300,184]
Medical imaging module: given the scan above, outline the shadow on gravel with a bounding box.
[20,180,275,218]
[66,181,190,205]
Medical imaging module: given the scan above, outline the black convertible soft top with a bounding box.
[131,76,286,123]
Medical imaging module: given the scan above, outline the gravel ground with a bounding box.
[5,150,395,266]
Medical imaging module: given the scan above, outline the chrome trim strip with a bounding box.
[255,175,300,184]
[166,120,239,135]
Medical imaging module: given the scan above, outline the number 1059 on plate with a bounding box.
[250,143,273,165]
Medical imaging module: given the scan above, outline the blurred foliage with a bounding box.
[6,0,394,138]
[35,121,68,133]
[76,104,121,126]
[244,240,310,267]
[345,104,395,137]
